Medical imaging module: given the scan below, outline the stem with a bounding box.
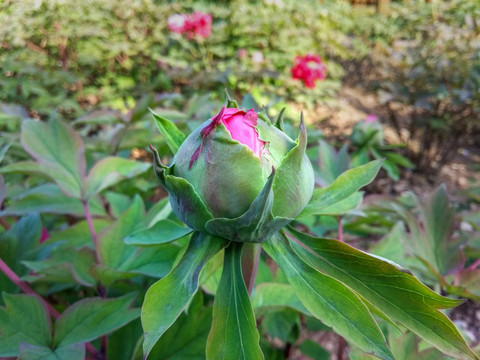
[337,216,344,242]
[82,199,101,264]
[468,258,480,271]
[337,335,346,360]
[241,243,261,296]
[0,217,10,230]
[0,257,60,318]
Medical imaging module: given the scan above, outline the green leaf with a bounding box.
[316,140,350,187]
[85,157,150,199]
[54,293,140,347]
[0,184,106,217]
[262,233,393,360]
[206,242,264,360]
[107,319,142,360]
[151,110,186,154]
[299,339,331,360]
[0,294,52,357]
[286,227,477,360]
[141,232,226,357]
[124,219,192,246]
[314,191,364,216]
[252,283,310,315]
[299,159,382,219]
[21,118,86,198]
[262,309,299,343]
[148,297,212,360]
[99,196,144,268]
[19,343,85,360]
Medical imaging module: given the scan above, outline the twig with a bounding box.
[0,257,60,318]
[337,216,344,242]
[82,200,102,264]
[468,258,480,271]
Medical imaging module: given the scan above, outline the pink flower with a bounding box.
[364,114,378,123]
[167,12,212,39]
[291,54,327,88]
[252,51,264,64]
[221,108,265,158]
[190,107,266,167]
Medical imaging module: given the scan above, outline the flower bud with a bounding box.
[153,105,314,243]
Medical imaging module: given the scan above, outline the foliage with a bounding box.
[348,0,480,172]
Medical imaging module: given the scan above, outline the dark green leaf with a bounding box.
[262,233,393,360]
[124,219,192,246]
[0,294,52,357]
[19,343,85,360]
[54,293,140,347]
[299,339,331,360]
[142,232,226,357]
[206,242,264,360]
[148,297,212,360]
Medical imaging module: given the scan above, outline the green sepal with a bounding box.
[272,114,314,218]
[205,168,291,243]
[225,90,239,108]
[274,107,286,131]
[163,174,214,232]
[141,232,227,358]
[150,109,186,155]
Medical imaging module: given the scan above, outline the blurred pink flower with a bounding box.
[237,48,248,59]
[291,54,326,88]
[252,51,264,64]
[167,12,212,39]
[167,14,190,34]
[365,114,378,123]
[40,227,50,243]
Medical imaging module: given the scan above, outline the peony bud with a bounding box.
[152,105,314,243]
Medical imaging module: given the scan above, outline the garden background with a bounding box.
[1,0,480,359]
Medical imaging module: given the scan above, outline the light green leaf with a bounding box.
[85,157,150,199]
[299,159,382,218]
[206,243,264,360]
[19,343,85,360]
[54,293,140,347]
[315,191,364,216]
[299,339,331,360]
[252,283,310,315]
[0,294,52,357]
[124,219,192,246]
[21,118,86,198]
[151,110,186,154]
[287,227,477,360]
[141,232,226,357]
[262,233,393,360]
